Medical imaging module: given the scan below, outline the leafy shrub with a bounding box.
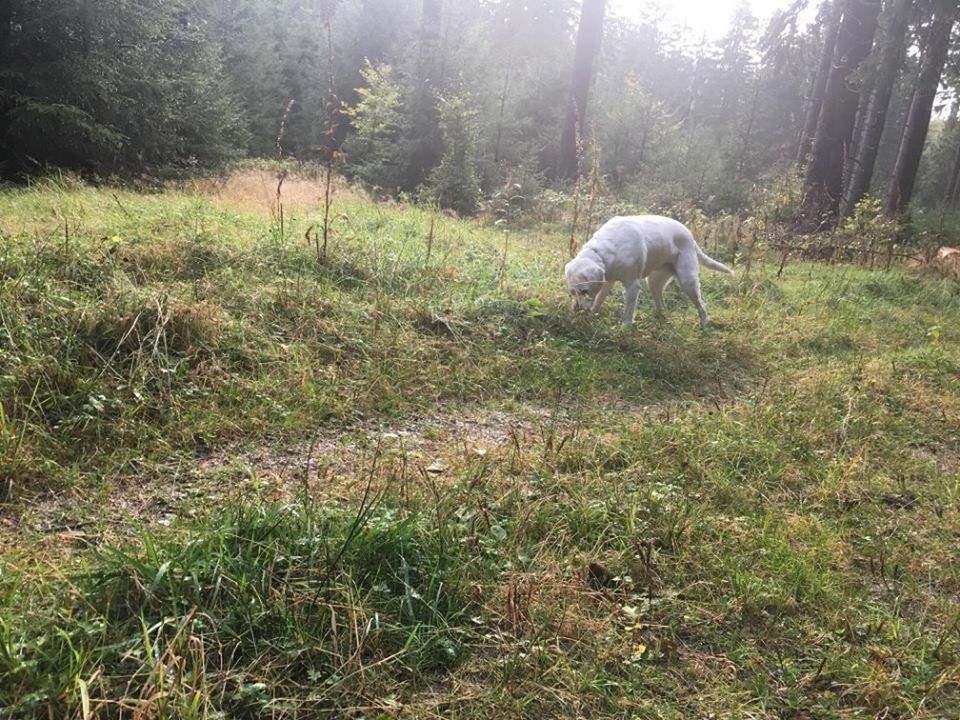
[341,60,403,193]
[841,195,900,263]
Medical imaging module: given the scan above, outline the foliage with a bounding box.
[342,61,403,192]
[3,0,957,218]
[842,195,898,243]
[0,0,248,177]
[427,93,482,215]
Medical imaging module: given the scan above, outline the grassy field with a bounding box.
[1,171,958,719]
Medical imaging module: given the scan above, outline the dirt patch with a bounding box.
[911,442,959,475]
[0,404,575,547]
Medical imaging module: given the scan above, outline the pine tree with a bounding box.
[557,0,606,180]
[0,0,246,177]
[885,0,957,215]
[429,93,481,215]
[843,0,913,215]
[402,0,445,188]
[796,0,843,164]
[798,0,881,228]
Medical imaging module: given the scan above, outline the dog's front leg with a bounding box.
[591,281,614,313]
[622,279,642,325]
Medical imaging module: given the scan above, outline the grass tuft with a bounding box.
[2,499,472,718]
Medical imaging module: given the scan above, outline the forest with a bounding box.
[3,0,960,228]
[2,2,960,719]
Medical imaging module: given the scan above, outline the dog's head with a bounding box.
[564,256,605,312]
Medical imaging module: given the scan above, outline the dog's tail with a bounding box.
[696,246,733,274]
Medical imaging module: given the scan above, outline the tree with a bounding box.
[917,99,960,205]
[402,0,445,188]
[342,61,403,191]
[211,1,289,157]
[717,2,761,206]
[557,0,607,180]
[481,0,576,173]
[798,0,881,228]
[885,0,957,215]
[842,0,913,215]
[796,0,843,164]
[0,0,247,178]
[947,119,960,204]
[429,93,482,214]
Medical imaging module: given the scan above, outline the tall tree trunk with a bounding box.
[885,0,956,215]
[843,0,912,215]
[948,133,960,204]
[493,71,510,164]
[798,0,881,229]
[843,69,875,196]
[939,103,960,204]
[683,51,704,124]
[737,83,761,177]
[405,0,444,187]
[557,0,606,180]
[0,0,16,176]
[796,0,843,165]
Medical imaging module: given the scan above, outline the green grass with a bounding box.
[1,174,959,718]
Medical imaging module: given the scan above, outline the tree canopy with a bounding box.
[2,0,958,220]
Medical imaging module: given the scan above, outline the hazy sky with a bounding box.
[610,0,801,41]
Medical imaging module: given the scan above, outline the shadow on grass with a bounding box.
[458,298,758,405]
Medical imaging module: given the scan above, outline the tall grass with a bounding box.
[1,498,473,718]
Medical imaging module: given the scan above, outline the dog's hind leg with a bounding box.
[674,259,709,329]
[646,268,673,315]
[622,279,642,325]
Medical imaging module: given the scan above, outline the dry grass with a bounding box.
[186,167,366,217]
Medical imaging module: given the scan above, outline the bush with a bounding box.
[341,60,403,193]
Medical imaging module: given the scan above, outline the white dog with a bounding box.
[565,215,732,328]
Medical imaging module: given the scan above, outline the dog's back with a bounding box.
[582,216,693,277]
[587,215,730,275]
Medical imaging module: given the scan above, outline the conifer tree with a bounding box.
[885,0,957,215]
[798,0,881,227]
[557,0,606,180]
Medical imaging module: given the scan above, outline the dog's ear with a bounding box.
[564,259,583,288]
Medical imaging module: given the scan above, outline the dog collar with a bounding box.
[583,246,605,263]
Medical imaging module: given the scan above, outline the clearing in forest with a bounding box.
[1,173,959,719]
